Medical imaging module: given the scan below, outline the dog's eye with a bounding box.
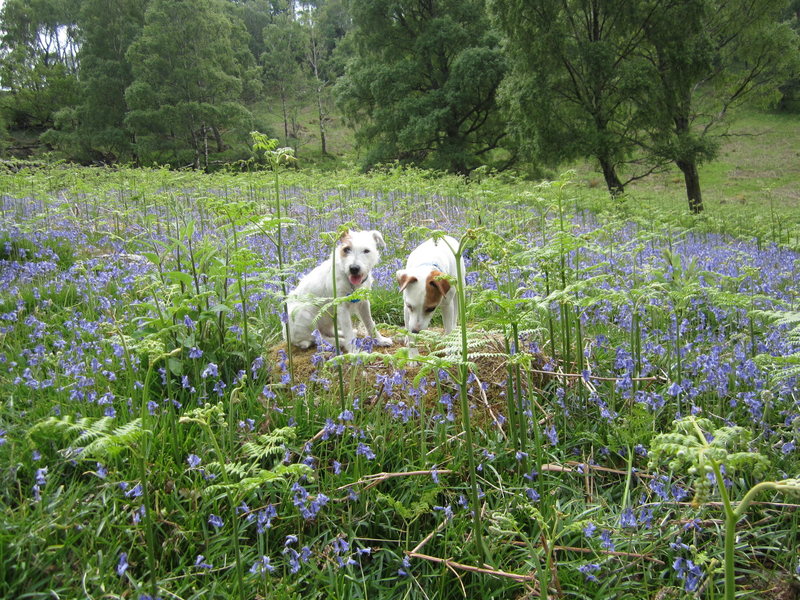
[424,307,435,314]
[363,249,370,254]
[342,247,352,254]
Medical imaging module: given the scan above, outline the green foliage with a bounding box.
[0,0,81,130]
[1,164,798,600]
[492,0,800,211]
[28,415,145,459]
[648,416,770,505]
[754,308,800,380]
[491,0,647,192]
[124,0,258,168]
[336,0,509,173]
[41,0,148,162]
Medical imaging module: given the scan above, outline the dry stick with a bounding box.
[411,520,449,554]
[443,562,467,598]
[406,552,540,585]
[526,366,667,383]
[336,469,455,492]
[563,460,657,480]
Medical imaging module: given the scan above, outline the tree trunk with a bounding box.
[211,125,224,153]
[317,83,327,155]
[280,87,289,145]
[676,159,704,213]
[202,122,209,172]
[599,157,625,197]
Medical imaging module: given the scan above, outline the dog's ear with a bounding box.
[339,229,351,244]
[397,270,416,291]
[371,230,386,250]
[429,270,451,297]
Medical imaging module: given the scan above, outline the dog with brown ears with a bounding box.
[396,235,463,342]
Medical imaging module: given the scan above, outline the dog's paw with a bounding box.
[374,335,393,347]
[296,340,312,349]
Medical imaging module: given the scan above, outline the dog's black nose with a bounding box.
[411,328,420,334]
[349,265,361,275]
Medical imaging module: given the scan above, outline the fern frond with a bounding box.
[206,464,313,495]
[242,427,297,462]
[28,415,145,459]
[81,419,145,459]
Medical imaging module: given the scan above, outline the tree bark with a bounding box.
[211,125,225,153]
[677,159,704,213]
[599,157,625,197]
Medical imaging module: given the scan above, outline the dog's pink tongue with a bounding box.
[349,274,363,286]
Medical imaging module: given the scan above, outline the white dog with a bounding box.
[396,236,463,339]
[286,230,393,352]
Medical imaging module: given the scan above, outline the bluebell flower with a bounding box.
[433,504,454,521]
[284,547,301,573]
[620,507,637,528]
[250,555,275,575]
[201,362,218,378]
[398,556,411,576]
[578,562,600,582]
[256,505,276,533]
[356,443,376,460]
[667,381,682,397]
[132,505,145,524]
[194,554,212,569]
[187,454,201,468]
[117,552,129,576]
[125,483,143,498]
[599,529,615,551]
[544,424,558,445]
[683,518,702,532]
[208,514,224,529]
[673,557,703,592]
[583,522,597,538]
[34,467,48,486]
[525,488,540,502]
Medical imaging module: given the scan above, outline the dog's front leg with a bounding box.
[356,300,393,347]
[336,302,356,352]
[442,294,457,334]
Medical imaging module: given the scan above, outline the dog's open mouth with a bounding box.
[349,273,365,286]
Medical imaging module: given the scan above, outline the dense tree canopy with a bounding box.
[335,0,510,173]
[41,0,148,162]
[0,0,81,130]
[124,0,258,168]
[491,0,652,194]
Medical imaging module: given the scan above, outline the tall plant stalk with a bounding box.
[445,231,488,563]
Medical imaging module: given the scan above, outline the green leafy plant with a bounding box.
[649,416,800,600]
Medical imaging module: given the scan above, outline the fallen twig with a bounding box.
[406,551,540,584]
